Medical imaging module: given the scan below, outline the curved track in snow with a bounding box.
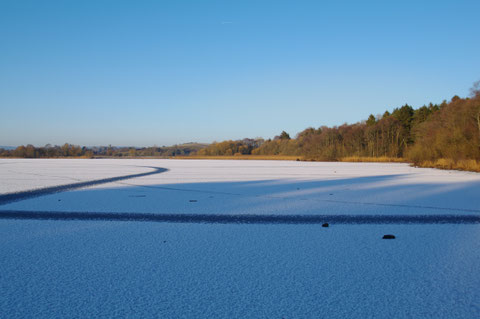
[0,166,168,206]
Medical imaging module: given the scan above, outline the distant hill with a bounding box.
[0,146,16,150]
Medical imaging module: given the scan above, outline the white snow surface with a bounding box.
[0,159,479,318]
[1,158,479,215]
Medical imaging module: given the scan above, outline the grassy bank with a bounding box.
[413,159,480,172]
[172,155,480,173]
[339,156,407,163]
[172,155,304,161]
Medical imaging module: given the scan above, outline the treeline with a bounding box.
[2,82,479,171]
[0,143,206,158]
[253,103,441,160]
[197,103,444,160]
[102,143,207,157]
[0,144,92,158]
[194,82,480,169]
[197,139,265,156]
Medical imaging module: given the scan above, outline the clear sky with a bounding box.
[1,0,479,147]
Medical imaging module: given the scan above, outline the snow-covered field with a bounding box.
[1,159,479,318]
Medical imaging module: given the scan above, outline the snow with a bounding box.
[1,159,479,216]
[0,159,479,318]
[0,159,148,194]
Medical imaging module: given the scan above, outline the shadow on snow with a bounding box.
[1,171,480,224]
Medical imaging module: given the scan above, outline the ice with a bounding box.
[0,159,479,318]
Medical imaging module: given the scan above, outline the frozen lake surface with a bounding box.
[1,159,479,318]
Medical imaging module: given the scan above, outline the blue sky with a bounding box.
[1,0,479,147]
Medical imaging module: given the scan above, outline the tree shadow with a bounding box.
[1,172,479,224]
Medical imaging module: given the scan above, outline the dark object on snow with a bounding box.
[322,223,329,227]
[382,234,396,239]
[189,200,197,202]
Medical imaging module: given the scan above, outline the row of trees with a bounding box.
[0,144,92,158]
[193,103,444,160]
[0,143,206,158]
[408,87,480,163]
[2,82,479,165]
[189,82,480,164]
[287,102,442,160]
[196,138,265,156]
